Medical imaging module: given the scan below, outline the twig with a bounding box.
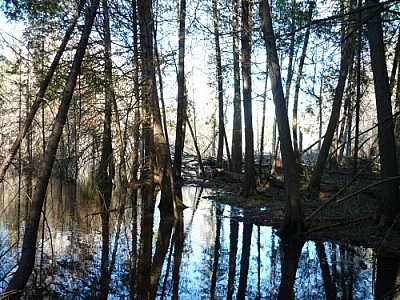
[336,175,400,203]
[306,157,377,221]
[86,205,135,217]
[307,216,371,233]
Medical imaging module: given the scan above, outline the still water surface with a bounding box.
[0,180,399,299]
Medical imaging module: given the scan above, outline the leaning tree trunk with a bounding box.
[308,0,357,190]
[366,0,399,225]
[1,1,99,298]
[0,0,87,183]
[260,0,304,234]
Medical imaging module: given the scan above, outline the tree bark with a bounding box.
[242,0,257,197]
[213,0,225,170]
[231,0,242,173]
[98,1,115,297]
[366,0,399,224]
[138,0,177,217]
[260,0,305,233]
[174,0,187,180]
[1,1,99,297]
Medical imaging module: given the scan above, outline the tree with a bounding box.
[260,0,305,233]
[308,0,357,190]
[137,0,177,217]
[241,0,257,197]
[231,0,242,174]
[366,0,399,225]
[1,1,100,297]
[292,0,314,161]
[173,0,187,181]
[97,0,115,298]
[213,0,226,170]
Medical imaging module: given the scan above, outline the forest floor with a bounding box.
[185,168,400,257]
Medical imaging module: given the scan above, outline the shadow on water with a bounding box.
[0,180,400,299]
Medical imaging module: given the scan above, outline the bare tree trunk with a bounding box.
[260,0,305,233]
[258,61,269,179]
[292,1,314,162]
[242,0,257,197]
[1,1,99,297]
[308,0,357,190]
[366,0,399,225]
[174,0,187,180]
[231,0,242,173]
[98,1,115,298]
[138,0,177,217]
[212,0,225,170]
[0,0,86,183]
[353,0,363,171]
[284,1,296,109]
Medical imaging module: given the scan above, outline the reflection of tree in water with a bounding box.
[278,236,305,300]
[0,185,392,298]
[375,255,400,299]
[237,222,253,298]
[316,242,335,300]
[227,219,239,300]
[210,206,222,298]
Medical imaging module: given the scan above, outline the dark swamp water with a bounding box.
[0,179,399,299]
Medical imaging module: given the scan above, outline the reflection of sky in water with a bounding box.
[0,185,381,298]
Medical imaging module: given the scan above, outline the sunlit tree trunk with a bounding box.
[174,0,187,180]
[1,1,99,297]
[212,0,225,170]
[242,0,256,197]
[366,0,399,225]
[231,0,242,173]
[308,0,357,190]
[260,0,304,233]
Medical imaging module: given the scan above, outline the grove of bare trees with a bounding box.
[0,0,399,296]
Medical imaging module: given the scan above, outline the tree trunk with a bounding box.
[138,0,177,217]
[174,0,187,180]
[260,0,305,234]
[213,0,225,170]
[242,0,257,197]
[366,0,399,224]
[308,0,357,190]
[231,0,242,173]
[98,1,115,297]
[292,1,314,162]
[1,1,99,297]
[258,60,269,179]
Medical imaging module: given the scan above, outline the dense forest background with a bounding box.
[0,0,399,297]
